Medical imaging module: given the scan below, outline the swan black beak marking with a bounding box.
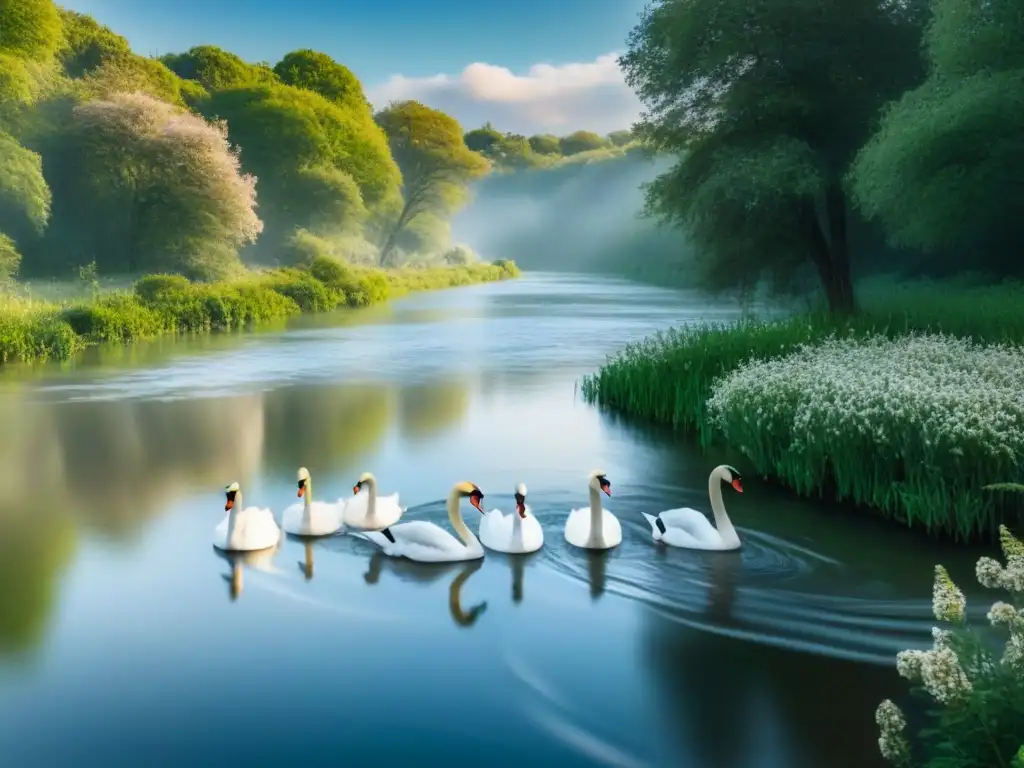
[655,516,667,535]
[381,528,396,544]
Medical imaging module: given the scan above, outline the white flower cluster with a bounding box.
[706,333,1024,473]
[878,526,1024,763]
[875,699,910,764]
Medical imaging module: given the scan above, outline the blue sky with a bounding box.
[60,0,648,134]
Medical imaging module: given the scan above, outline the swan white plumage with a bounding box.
[479,482,544,554]
[356,481,486,563]
[642,464,743,551]
[564,470,622,550]
[344,472,405,543]
[282,467,346,537]
[213,482,282,552]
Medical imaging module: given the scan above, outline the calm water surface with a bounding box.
[0,274,987,767]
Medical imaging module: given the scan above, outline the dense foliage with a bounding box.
[0,2,561,282]
[0,256,520,364]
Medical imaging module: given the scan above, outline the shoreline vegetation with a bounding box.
[581,280,1024,542]
[0,256,520,365]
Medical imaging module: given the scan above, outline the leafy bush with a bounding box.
[0,259,520,365]
[875,525,1024,766]
[706,334,1024,538]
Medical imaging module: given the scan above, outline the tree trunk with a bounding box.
[379,200,415,268]
[798,186,856,315]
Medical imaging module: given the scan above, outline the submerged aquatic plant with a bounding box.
[705,334,1024,539]
[876,525,1024,766]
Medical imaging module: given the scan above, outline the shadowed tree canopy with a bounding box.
[375,100,490,265]
[57,9,130,78]
[607,129,633,147]
[201,83,399,251]
[464,123,502,153]
[621,0,929,311]
[0,130,50,247]
[39,92,261,278]
[528,133,561,155]
[850,0,1024,272]
[273,49,367,110]
[161,46,275,92]
[0,0,62,106]
[559,130,607,155]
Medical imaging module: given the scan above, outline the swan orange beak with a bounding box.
[470,493,485,514]
[297,486,305,498]
[224,497,234,511]
[600,480,611,496]
[516,501,526,518]
[352,484,361,495]
[732,478,744,493]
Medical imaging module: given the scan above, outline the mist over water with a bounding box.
[0,274,988,767]
[453,155,692,279]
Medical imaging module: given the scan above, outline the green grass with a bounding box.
[0,257,520,365]
[579,279,1024,540]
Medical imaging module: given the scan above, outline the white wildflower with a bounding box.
[1004,555,1024,593]
[977,556,1007,589]
[931,626,954,650]
[1003,633,1024,670]
[896,649,927,681]
[920,647,973,704]
[987,601,1019,627]
[932,565,966,623]
[875,699,911,764]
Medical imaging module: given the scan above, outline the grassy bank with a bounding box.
[580,280,1024,540]
[0,257,520,365]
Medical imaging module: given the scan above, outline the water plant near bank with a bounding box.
[0,257,519,365]
[706,334,1024,539]
[875,525,1024,767]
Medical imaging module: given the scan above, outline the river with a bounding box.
[0,273,988,767]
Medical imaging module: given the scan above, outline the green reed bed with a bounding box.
[579,280,1024,538]
[707,334,1024,540]
[0,257,520,365]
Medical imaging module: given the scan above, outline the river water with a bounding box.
[0,273,988,767]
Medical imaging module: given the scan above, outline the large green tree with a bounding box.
[272,49,366,111]
[375,100,490,266]
[161,45,274,93]
[201,83,399,253]
[559,130,607,156]
[40,92,261,278]
[621,0,929,311]
[0,0,62,107]
[850,0,1024,271]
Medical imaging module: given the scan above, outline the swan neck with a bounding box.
[303,482,312,513]
[365,476,377,520]
[448,490,478,549]
[709,470,738,545]
[512,506,523,543]
[588,485,604,537]
[227,492,241,539]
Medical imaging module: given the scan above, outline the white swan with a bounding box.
[282,467,346,537]
[480,482,544,554]
[343,471,405,543]
[642,464,743,551]
[356,481,486,563]
[564,470,622,550]
[213,482,282,552]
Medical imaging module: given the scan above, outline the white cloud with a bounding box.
[366,53,643,137]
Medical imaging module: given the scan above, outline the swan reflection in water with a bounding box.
[212,542,282,602]
[298,541,314,581]
[586,550,609,600]
[363,551,488,627]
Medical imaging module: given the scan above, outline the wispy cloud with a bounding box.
[367,53,642,136]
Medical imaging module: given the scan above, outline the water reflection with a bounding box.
[363,553,488,628]
[213,542,282,602]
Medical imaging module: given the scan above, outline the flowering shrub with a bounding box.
[876,525,1024,767]
[706,334,1024,538]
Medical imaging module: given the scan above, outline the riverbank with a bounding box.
[581,280,1024,541]
[0,257,520,365]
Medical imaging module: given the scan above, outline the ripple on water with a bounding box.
[529,490,939,666]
